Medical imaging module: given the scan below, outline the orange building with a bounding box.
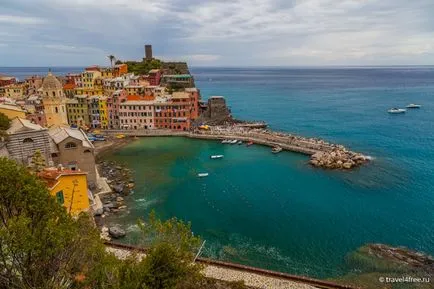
[113,64,128,77]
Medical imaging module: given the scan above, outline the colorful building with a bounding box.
[125,85,144,96]
[0,74,16,87]
[107,89,127,129]
[88,96,101,128]
[39,167,92,215]
[66,95,90,128]
[119,95,155,130]
[0,104,26,119]
[5,83,26,99]
[98,96,108,129]
[148,69,161,86]
[113,63,128,77]
[41,71,68,127]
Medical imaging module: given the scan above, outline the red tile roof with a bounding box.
[63,83,75,90]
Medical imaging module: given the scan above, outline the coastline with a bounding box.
[96,124,370,170]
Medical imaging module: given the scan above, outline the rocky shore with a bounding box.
[95,160,136,239]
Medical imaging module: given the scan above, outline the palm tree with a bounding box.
[108,55,115,68]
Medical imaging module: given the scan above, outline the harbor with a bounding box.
[100,124,371,170]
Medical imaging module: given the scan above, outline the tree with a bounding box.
[0,112,10,131]
[0,157,108,289]
[108,55,116,68]
[28,149,46,173]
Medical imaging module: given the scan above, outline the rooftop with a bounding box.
[39,167,87,189]
[7,117,45,134]
[49,126,94,149]
[0,103,26,112]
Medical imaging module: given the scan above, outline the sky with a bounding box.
[1,0,434,67]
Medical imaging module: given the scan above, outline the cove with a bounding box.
[102,136,433,279]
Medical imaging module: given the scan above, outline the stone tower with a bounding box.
[145,44,153,60]
[42,70,68,127]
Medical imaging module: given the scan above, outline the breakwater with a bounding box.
[100,126,370,170]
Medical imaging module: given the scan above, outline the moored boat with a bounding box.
[406,103,421,109]
[388,108,406,114]
[271,146,283,154]
[230,139,238,144]
[197,173,209,177]
[246,141,254,146]
[221,139,229,144]
[237,140,243,145]
[210,155,224,159]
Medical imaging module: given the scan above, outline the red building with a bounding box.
[154,89,200,131]
[107,89,128,129]
[0,74,16,87]
[148,69,161,86]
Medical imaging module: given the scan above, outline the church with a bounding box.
[41,71,68,127]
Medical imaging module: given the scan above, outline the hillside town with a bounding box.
[0,45,229,217]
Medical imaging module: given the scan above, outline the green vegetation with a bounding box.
[117,59,162,75]
[28,149,46,173]
[0,112,10,131]
[0,157,247,289]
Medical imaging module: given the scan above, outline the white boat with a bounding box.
[210,155,224,159]
[406,104,421,109]
[388,108,406,114]
[230,140,238,144]
[198,173,209,177]
[271,146,283,154]
[221,140,229,144]
[237,141,243,145]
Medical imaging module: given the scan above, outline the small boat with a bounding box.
[198,173,209,177]
[210,155,224,159]
[388,108,406,114]
[246,141,254,147]
[221,140,229,144]
[406,104,421,109]
[237,140,243,145]
[271,146,283,154]
[231,139,238,144]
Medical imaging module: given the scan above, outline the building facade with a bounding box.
[119,97,154,130]
[107,89,127,129]
[6,118,53,166]
[41,71,68,127]
[49,126,97,185]
[39,168,91,215]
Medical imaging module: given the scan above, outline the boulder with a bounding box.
[116,196,124,202]
[343,162,353,169]
[112,184,124,194]
[93,207,104,216]
[109,226,126,239]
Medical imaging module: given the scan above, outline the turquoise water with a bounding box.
[104,68,434,278]
[3,67,434,278]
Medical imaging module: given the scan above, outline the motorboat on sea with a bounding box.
[406,104,422,109]
[198,173,209,177]
[388,108,406,114]
[237,140,243,145]
[221,139,229,144]
[230,140,238,144]
[210,155,224,159]
[271,146,283,154]
[246,141,254,147]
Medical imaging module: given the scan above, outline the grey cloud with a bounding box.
[1,0,434,66]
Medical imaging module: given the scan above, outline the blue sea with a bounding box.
[2,66,434,279]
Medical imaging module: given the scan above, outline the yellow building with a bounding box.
[39,167,91,215]
[41,71,68,127]
[0,104,26,119]
[98,96,108,129]
[101,68,113,79]
[5,84,26,99]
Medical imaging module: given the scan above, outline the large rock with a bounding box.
[343,162,353,169]
[112,184,124,194]
[109,226,126,239]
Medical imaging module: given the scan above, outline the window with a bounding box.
[23,138,33,143]
[55,107,58,113]
[51,153,58,158]
[56,191,64,205]
[65,142,77,149]
[52,91,56,97]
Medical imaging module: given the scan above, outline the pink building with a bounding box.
[107,89,127,129]
[148,69,161,86]
[119,96,154,130]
